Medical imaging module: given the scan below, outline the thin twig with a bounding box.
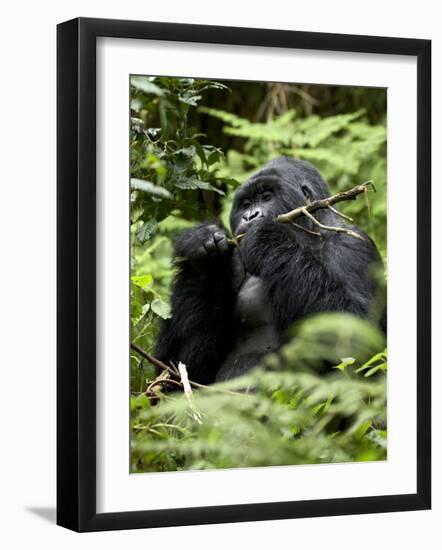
[301,208,365,240]
[131,342,243,396]
[327,205,353,222]
[291,85,319,108]
[178,362,203,424]
[291,222,321,237]
[275,181,374,224]
[364,186,372,217]
[131,342,177,378]
[147,377,183,394]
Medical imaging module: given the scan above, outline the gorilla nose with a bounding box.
[243,208,262,222]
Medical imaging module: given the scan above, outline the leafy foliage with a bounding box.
[130,77,238,388]
[130,76,234,230]
[131,314,387,472]
[130,76,387,472]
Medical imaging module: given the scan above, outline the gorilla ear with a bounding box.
[301,183,313,202]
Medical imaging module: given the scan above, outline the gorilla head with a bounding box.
[230,157,330,236]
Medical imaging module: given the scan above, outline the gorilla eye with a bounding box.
[262,191,272,201]
[301,184,312,200]
[242,199,252,209]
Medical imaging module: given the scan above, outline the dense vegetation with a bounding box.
[130,76,387,473]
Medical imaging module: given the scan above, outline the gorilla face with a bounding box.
[230,157,329,236]
[230,181,279,236]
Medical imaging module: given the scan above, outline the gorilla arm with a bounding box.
[239,218,383,332]
[155,223,235,384]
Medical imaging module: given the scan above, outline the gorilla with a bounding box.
[156,157,385,384]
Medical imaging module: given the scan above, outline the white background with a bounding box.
[0,0,440,548]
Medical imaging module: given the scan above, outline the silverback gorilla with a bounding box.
[156,157,385,383]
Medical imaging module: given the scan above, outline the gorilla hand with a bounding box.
[175,223,229,271]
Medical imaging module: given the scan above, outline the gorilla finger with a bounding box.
[213,233,228,254]
[213,230,226,240]
[192,245,210,261]
[213,231,227,243]
[203,240,218,259]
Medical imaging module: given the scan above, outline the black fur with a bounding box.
[156,157,386,383]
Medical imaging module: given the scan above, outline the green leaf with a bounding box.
[172,146,196,169]
[136,220,159,243]
[333,357,355,373]
[151,298,172,319]
[130,98,143,112]
[146,127,161,140]
[207,149,223,166]
[299,110,364,147]
[199,106,249,127]
[130,179,172,199]
[191,139,207,165]
[130,395,138,413]
[131,274,153,289]
[364,362,387,377]
[178,91,202,106]
[198,81,231,93]
[173,145,196,158]
[173,177,225,195]
[365,429,387,449]
[135,393,151,410]
[353,419,372,440]
[224,111,296,144]
[355,350,387,373]
[131,76,166,96]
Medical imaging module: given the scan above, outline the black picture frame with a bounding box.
[57,17,431,532]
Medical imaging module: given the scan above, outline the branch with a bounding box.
[174,181,375,263]
[131,342,242,396]
[301,208,364,240]
[131,342,177,378]
[275,181,374,224]
[233,180,374,243]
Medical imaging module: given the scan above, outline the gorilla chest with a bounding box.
[230,267,280,355]
[230,251,277,333]
[234,275,274,328]
[215,271,279,382]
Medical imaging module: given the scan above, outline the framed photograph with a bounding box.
[57,17,431,532]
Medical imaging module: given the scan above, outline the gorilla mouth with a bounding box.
[235,216,267,236]
[235,222,254,236]
[235,224,249,236]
